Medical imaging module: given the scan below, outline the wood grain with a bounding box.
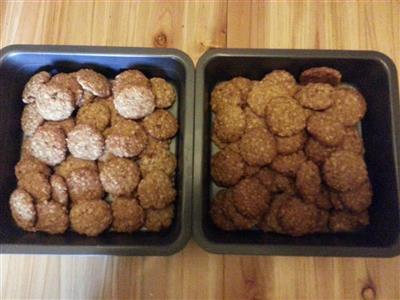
[1,1,400,299]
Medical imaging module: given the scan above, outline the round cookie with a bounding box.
[323,150,368,192]
[100,157,140,195]
[76,101,111,132]
[22,71,51,104]
[265,96,306,137]
[299,67,342,86]
[9,188,36,231]
[113,85,155,119]
[138,146,177,177]
[66,168,104,204]
[21,103,44,136]
[67,124,104,160]
[105,119,148,158]
[36,83,75,121]
[221,189,258,230]
[75,69,111,97]
[339,180,372,213]
[307,113,345,146]
[70,200,112,236]
[239,127,277,166]
[247,81,290,117]
[145,205,175,232]
[111,197,144,233]
[210,81,242,112]
[213,105,246,143]
[142,109,178,140]
[326,88,367,126]
[232,178,270,220]
[295,83,334,110]
[275,130,307,155]
[30,125,67,166]
[271,150,306,177]
[211,148,244,187]
[277,197,319,236]
[262,70,298,96]
[150,77,176,108]
[35,202,69,235]
[138,170,176,209]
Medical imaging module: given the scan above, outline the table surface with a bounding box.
[1,1,399,299]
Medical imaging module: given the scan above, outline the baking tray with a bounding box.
[0,45,194,255]
[193,48,400,257]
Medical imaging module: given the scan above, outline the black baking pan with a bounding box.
[0,45,194,255]
[193,48,400,257]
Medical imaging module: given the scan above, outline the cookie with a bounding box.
[150,77,176,108]
[142,109,178,140]
[265,96,306,137]
[75,69,111,97]
[295,83,334,110]
[113,85,155,119]
[307,113,345,146]
[213,105,246,143]
[67,124,104,160]
[299,67,342,86]
[211,148,244,187]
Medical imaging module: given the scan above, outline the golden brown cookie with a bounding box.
[70,200,112,236]
[210,190,236,231]
[325,88,367,126]
[138,170,176,209]
[213,105,246,143]
[232,178,270,220]
[66,168,104,204]
[210,81,243,112]
[111,197,144,233]
[142,109,178,140]
[299,67,342,86]
[150,77,176,109]
[18,172,51,203]
[55,155,98,179]
[76,101,111,132]
[265,96,306,137]
[99,157,140,196]
[35,202,69,234]
[239,127,277,166]
[304,137,336,165]
[105,119,148,158]
[296,160,321,204]
[323,150,368,192]
[262,70,298,96]
[15,157,51,181]
[138,146,177,177]
[295,83,334,110]
[275,130,307,155]
[211,148,244,187]
[50,72,83,104]
[145,205,175,232]
[339,180,372,213]
[271,150,306,177]
[113,85,155,119]
[277,197,319,236]
[307,113,345,146]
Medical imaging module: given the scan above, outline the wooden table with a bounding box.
[1,1,399,299]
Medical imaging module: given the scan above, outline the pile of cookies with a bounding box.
[10,68,178,236]
[210,67,372,237]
